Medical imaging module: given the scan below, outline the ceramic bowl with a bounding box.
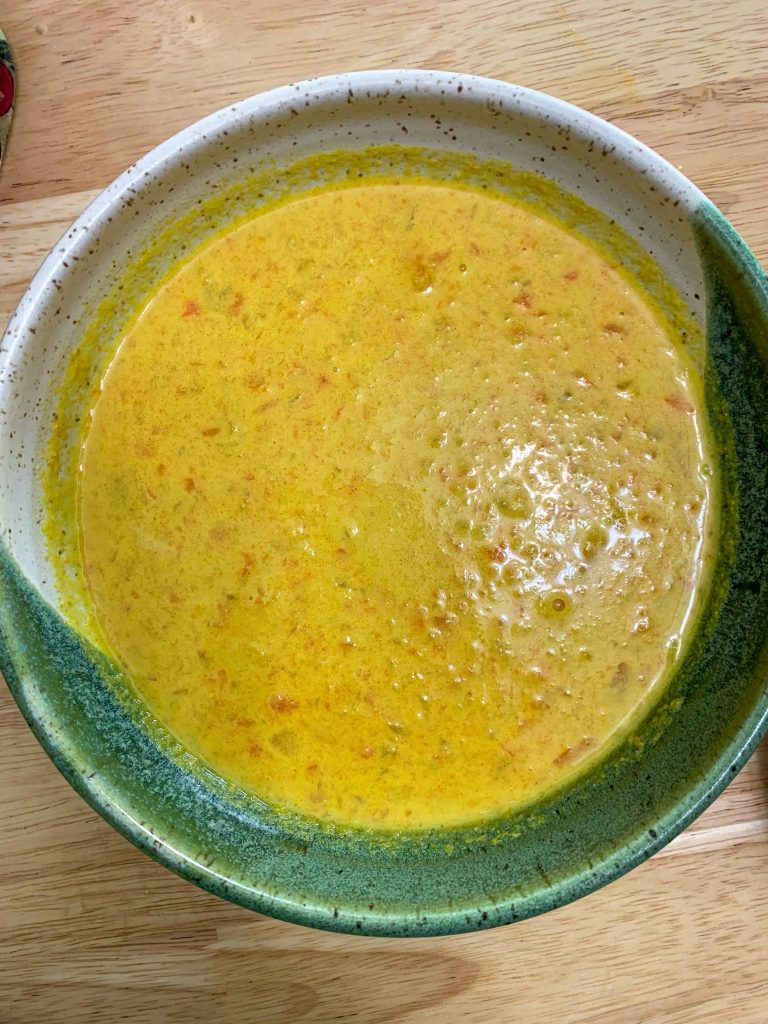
[1,70,767,937]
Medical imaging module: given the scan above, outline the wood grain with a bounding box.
[1,1,767,1021]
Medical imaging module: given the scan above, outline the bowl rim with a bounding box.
[0,68,711,363]
[2,68,768,936]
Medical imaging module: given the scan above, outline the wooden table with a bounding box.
[2,2,767,1020]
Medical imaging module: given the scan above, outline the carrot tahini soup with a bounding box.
[54,175,715,829]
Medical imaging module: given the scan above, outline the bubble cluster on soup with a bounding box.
[77,182,713,829]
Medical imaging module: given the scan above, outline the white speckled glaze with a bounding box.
[0,69,708,611]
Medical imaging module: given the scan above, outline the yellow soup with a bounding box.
[74,181,714,829]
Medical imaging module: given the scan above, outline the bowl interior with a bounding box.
[1,70,767,936]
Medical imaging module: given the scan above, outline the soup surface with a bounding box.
[75,181,713,829]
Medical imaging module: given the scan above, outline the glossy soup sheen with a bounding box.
[75,180,714,830]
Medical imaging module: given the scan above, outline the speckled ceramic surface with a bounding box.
[1,71,767,937]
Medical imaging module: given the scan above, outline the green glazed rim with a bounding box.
[1,72,767,936]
